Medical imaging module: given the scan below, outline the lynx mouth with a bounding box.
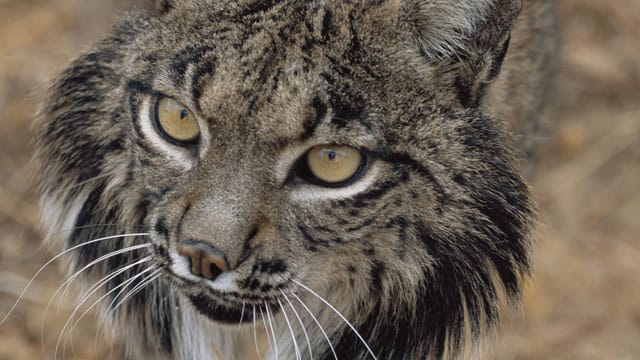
[188,292,281,324]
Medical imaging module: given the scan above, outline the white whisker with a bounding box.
[265,302,279,360]
[92,269,161,354]
[111,268,162,311]
[64,266,155,360]
[259,306,275,357]
[0,232,149,326]
[281,291,313,360]
[102,267,156,318]
[238,301,246,329]
[53,257,153,360]
[278,298,301,360]
[47,223,146,238]
[59,243,153,301]
[292,279,377,360]
[69,265,157,341]
[41,243,152,346]
[253,306,263,360]
[290,292,337,360]
[72,260,155,327]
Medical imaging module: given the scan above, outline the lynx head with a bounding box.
[37,0,534,358]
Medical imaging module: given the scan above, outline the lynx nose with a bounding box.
[177,240,229,280]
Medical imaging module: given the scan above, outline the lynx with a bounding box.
[34,0,556,358]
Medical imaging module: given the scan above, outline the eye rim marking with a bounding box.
[152,95,201,147]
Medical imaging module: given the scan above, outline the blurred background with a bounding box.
[0,0,638,359]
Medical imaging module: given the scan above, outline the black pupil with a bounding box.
[328,150,336,160]
[180,109,188,120]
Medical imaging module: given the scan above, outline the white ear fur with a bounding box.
[400,0,521,60]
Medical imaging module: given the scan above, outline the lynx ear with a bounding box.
[399,0,521,105]
[401,0,520,58]
[155,0,181,14]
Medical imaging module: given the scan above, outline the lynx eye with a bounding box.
[303,145,365,186]
[153,96,200,145]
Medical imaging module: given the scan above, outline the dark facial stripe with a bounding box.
[253,259,288,274]
[320,8,332,40]
[169,44,216,86]
[327,86,366,128]
[297,224,328,247]
[300,96,328,141]
[154,216,169,238]
[236,0,281,18]
[369,260,385,292]
[191,54,218,104]
[148,284,174,354]
[126,81,150,143]
[126,83,173,157]
[344,218,375,233]
[71,180,107,247]
[352,179,398,203]
[376,151,448,204]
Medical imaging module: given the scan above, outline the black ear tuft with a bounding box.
[486,34,511,83]
[155,0,177,14]
[471,0,520,81]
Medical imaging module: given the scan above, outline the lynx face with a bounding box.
[36,0,554,359]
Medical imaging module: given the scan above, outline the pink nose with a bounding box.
[177,240,229,280]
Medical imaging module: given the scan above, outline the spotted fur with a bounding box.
[35,0,556,359]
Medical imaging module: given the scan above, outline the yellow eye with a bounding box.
[305,145,364,186]
[154,97,200,144]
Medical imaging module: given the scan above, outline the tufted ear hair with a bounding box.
[155,0,185,14]
[399,0,521,106]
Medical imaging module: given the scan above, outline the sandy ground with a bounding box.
[0,1,638,359]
